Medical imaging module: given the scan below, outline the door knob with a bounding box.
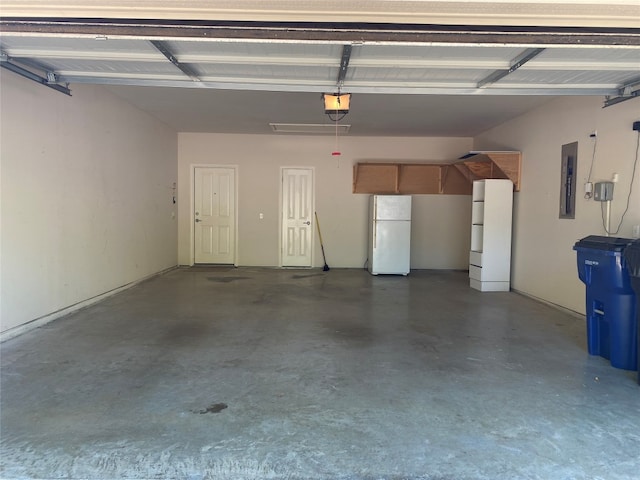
[304,221,311,225]
[195,219,202,223]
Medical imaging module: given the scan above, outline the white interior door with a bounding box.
[194,167,236,264]
[282,168,313,267]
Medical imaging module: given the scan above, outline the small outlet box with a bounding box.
[634,121,640,131]
[585,182,593,195]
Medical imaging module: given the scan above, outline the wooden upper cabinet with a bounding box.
[353,163,471,195]
[399,165,440,194]
[352,163,399,194]
[353,151,521,195]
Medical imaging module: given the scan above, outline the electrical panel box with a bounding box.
[559,142,577,219]
[594,181,614,201]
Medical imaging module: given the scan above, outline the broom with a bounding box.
[314,211,330,271]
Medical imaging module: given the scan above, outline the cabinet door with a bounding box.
[472,180,486,201]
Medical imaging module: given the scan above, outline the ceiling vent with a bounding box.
[269,123,351,135]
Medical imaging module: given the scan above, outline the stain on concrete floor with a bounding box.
[207,277,251,283]
[192,403,228,414]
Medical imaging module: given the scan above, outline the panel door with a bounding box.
[194,167,235,264]
[282,168,314,267]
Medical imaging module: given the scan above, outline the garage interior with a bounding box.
[1,1,640,479]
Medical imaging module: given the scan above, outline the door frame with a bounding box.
[190,164,239,266]
[279,166,315,268]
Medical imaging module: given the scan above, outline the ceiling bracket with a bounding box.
[603,77,640,108]
[150,40,201,82]
[336,44,352,88]
[0,51,71,96]
[477,48,545,89]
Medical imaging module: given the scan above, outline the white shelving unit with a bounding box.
[469,179,514,292]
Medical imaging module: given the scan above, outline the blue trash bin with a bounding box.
[573,235,637,371]
[622,239,640,383]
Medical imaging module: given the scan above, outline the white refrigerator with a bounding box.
[368,195,412,275]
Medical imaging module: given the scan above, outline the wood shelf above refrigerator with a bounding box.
[352,151,521,195]
[353,163,471,195]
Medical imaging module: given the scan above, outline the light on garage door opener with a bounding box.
[322,92,351,156]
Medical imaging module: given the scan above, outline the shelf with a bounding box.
[470,251,483,266]
[353,151,521,195]
[471,225,484,252]
[472,202,484,223]
[457,151,521,192]
[468,179,513,292]
[472,180,486,200]
[353,163,472,195]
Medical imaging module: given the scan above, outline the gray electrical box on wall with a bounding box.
[594,181,614,201]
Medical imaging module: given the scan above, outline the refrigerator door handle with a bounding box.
[373,197,377,222]
[373,197,377,249]
[373,221,377,249]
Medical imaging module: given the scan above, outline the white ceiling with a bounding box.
[101,86,558,137]
[1,1,639,136]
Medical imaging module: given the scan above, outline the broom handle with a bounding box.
[315,212,325,246]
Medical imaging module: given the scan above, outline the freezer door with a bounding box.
[370,220,411,275]
[374,195,412,221]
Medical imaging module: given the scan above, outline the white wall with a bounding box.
[474,96,640,313]
[0,72,178,333]
[178,133,473,269]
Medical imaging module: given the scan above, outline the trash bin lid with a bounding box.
[623,239,640,277]
[573,235,633,252]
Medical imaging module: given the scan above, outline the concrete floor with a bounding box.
[1,267,639,480]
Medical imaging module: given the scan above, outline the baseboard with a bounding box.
[0,266,178,343]
[511,288,585,320]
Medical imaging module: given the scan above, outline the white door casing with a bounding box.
[281,168,314,267]
[194,167,236,264]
